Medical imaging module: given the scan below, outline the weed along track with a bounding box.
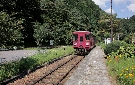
[7,54,84,85]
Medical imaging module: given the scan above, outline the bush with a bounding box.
[96,42,106,49]
[104,40,128,55]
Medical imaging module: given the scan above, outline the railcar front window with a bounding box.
[73,34,78,41]
[80,36,83,42]
[85,34,90,40]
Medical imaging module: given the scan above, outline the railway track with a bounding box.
[7,54,84,85]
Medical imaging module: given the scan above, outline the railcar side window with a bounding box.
[85,34,90,40]
[80,36,83,42]
[73,34,78,41]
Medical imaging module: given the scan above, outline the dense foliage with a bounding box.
[118,16,135,43]
[0,12,23,49]
[0,0,135,48]
[0,0,103,48]
[104,40,128,55]
[0,0,41,48]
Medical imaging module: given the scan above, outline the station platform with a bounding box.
[64,46,112,85]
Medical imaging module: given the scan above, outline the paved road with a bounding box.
[0,50,40,64]
[65,46,112,85]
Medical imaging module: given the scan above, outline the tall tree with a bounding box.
[0,0,42,47]
[0,12,23,48]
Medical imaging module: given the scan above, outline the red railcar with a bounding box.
[72,31,96,54]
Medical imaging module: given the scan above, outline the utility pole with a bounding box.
[117,33,119,40]
[110,0,113,42]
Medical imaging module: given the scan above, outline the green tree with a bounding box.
[0,12,23,48]
[0,0,42,47]
[33,22,49,47]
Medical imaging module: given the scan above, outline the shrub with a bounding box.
[104,40,128,55]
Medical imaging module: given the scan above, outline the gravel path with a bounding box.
[0,50,40,64]
[64,46,112,85]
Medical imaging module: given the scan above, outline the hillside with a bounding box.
[0,0,128,48]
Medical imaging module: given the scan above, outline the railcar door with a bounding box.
[85,34,90,44]
[90,34,95,48]
[79,35,84,47]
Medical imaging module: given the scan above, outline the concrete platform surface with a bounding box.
[65,46,112,85]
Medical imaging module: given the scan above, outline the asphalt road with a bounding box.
[0,50,39,64]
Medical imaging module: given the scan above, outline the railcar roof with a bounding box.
[73,31,91,34]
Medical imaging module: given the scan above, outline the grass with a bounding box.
[0,46,74,82]
[100,41,135,85]
[96,42,106,49]
[106,53,135,85]
[31,46,74,65]
[106,57,135,74]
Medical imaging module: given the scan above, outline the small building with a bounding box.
[105,38,111,44]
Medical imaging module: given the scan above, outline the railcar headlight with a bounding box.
[74,43,77,45]
[86,42,89,45]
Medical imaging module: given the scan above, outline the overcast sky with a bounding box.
[92,0,135,18]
